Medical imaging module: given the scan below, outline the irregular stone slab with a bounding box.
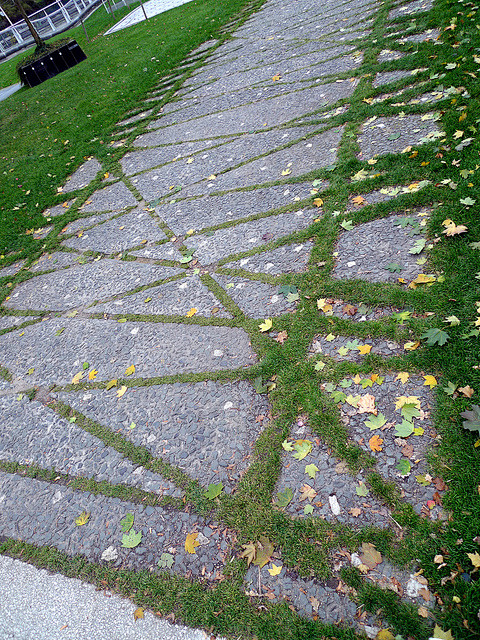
[377,48,407,63]
[0,261,24,278]
[223,241,313,275]
[62,158,102,193]
[28,252,81,273]
[184,210,317,265]
[322,374,442,516]
[62,209,167,253]
[5,260,180,311]
[213,274,296,318]
[310,335,403,361]
[397,28,440,43]
[157,183,314,236]
[79,182,137,213]
[245,564,358,623]
[358,114,441,158]
[0,473,232,578]
[129,243,184,261]
[58,380,267,490]
[181,128,341,196]
[42,200,76,217]
[333,213,429,283]
[117,108,154,127]
[91,275,230,318]
[142,83,354,143]
[276,425,390,527]
[126,137,232,169]
[0,318,255,386]
[373,69,421,88]
[60,211,120,236]
[0,396,178,495]
[389,0,433,18]
[0,315,30,331]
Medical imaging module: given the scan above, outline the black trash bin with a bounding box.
[18,40,87,88]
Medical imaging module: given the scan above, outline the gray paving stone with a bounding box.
[62,209,167,253]
[310,335,403,362]
[0,473,231,578]
[79,182,138,213]
[333,213,430,283]
[42,200,76,218]
[129,243,184,261]
[28,252,82,273]
[62,158,102,192]
[91,275,231,318]
[0,315,29,331]
[5,260,181,311]
[179,128,340,196]
[377,48,407,63]
[223,241,313,275]
[141,83,354,143]
[275,426,390,527]
[373,69,421,88]
[389,0,433,19]
[0,318,256,386]
[117,108,154,127]
[155,182,314,237]
[358,114,441,158]
[0,261,25,278]
[0,395,179,495]
[57,380,267,489]
[184,210,318,265]
[59,211,121,236]
[213,274,297,318]
[126,137,233,168]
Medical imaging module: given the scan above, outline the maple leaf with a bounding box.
[240,542,256,566]
[395,420,414,438]
[75,510,90,526]
[404,340,421,351]
[88,369,98,380]
[304,504,314,515]
[125,364,135,376]
[395,396,421,410]
[369,435,383,451]
[360,542,382,569]
[349,507,362,517]
[442,219,468,236]
[458,385,474,398]
[71,371,83,385]
[158,552,174,569]
[313,197,324,207]
[185,532,200,554]
[325,333,336,341]
[392,310,412,325]
[275,330,288,344]
[352,195,366,206]
[340,219,353,230]
[358,394,377,414]
[364,413,386,430]
[268,563,282,576]
[461,405,480,432]
[122,529,142,548]
[467,552,480,568]
[356,482,369,497]
[421,328,449,346]
[423,375,437,389]
[396,459,411,475]
[395,372,409,384]
[204,482,223,499]
[444,315,460,326]
[275,487,293,508]
[186,308,197,317]
[272,74,281,81]
[253,537,274,567]
[282,439,294,451]
[357,344,372,355]
[305,463,319,479]
[120,513,134,533]
[259,318,273,332]
[432,626,453,640]
[292,440,312,460]
[299,484,317,502]
[443,381,457,395]
[133,608,144,622]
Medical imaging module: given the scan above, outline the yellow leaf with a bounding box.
[207,174,216,180]
[404,340,420,351]
[395,372,409,384]
[75,510,90,526]
[125,364,135,376]
[313,198,324,207]
[186,157,194,164]
[423,375,437,389]
[186,308,198,318]
[268,563,282,576]
[395,396,421,410]
[467,552,480,567]
[352,195,366,206]
[376,630,395,640]
[117,385,127,398]
[281,168,292,176]
[432,625,454,640]
[133,608,144,621]
[357,344,372,354]
[409,273,436,289]
[353,374,362,384]
[185,532,200,554]
[88,369,98,381]
[272,74,281,81]
[369,435,383,451]
[104,172,109,180]
[325,333,336,341]
[106,379,117,390]
[71,371,84,385]
[259,318,273,332]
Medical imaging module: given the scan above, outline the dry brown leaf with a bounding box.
[459,385,474,398]
[358,393,377,414]
[360,542,382,569]
[275,331,288,344]
[134,608,144,621]
[299,484,317,502]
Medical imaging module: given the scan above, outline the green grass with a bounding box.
[1,0,480,638]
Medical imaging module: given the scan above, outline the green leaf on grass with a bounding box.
[278,284,297,298]
[204,482,223,499]
[331,390,347,403]
[421,328,449,346]
[392,311,412,325]
[340,219,354,230]
[443,381,457,395]
[461,405,480,433]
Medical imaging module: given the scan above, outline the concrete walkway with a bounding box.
[105,0,195,35]
[0,82,22,102]
[0,0,446,635]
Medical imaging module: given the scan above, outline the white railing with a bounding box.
[0,0,100,58]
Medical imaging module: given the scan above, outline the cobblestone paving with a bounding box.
[0,0,450,634]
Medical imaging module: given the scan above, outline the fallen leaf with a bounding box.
[423,375,437,389]
[349,507,362,517]
[120,513,134,533]
[432,626,453,640]
[88,369,98,381]
[357,344,372,355]
[185,532,200,554]
[204,482,223,499]
[404,340,421,351]
[275,330,288,344]
[117,386,127,398]
[275,487,293,508]
[313,197,324,207]
[376,631,395,640]
[133,608,144,622]
[253,537,274,567]
[364,413,387,430]
[396,372,410,384]
[106,379,117,390]
[186,308,197,318]
[75,510,90,526]
[125,365,135,376]
[358,394,377,414]
[240,542,257,566]
[360,542,382,569]
[292,440,312,460]
[299,484,317,502]
[122,529,142,548]
[305,463,319,479]
[268,563,282,576]
[459,385,474,398]
[71,371,83,385]
[369,435,383,451]
[467,552,480,568]
[356,482,369,497]
[418,606,429,618]
[259,318,273,332]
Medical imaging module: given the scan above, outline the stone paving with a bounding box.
[0,0,451,635]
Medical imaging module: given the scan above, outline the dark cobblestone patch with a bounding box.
[5,260,180,311]
[0,318,256,386]
[91,275,231,318]
[184,210,318,265]
[223,241,313,275]
[333,212,430,283]
[157,184,314,237]
[358,114,441,158]
[0,396,179,496]
[0,473,232,578]
[62,158,102,193]
[79,182,137,213]
[310,335,403,361]
[58,380,267,489]
[275,424,390,527]
[62,209,167,253]
[213,274,297,318]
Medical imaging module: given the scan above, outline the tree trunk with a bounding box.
[12,0,44,49]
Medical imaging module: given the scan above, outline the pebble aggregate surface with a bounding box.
[0,0,450,636]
